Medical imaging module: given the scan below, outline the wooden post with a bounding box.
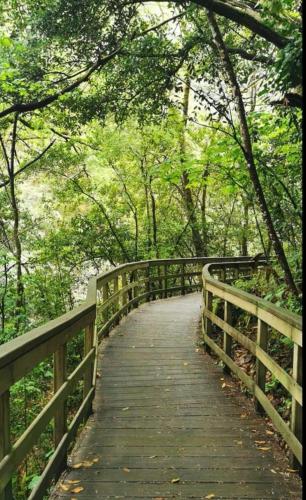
[255,319,269,414]
[133,270,138,308]
[102,282,110,335]
[0,391,13,500]
[290,343,302,469]
[84,322,94,399]
[223,300,232,374]
[113,275,119,324]
[164,265,168,298]
[146,266,151,302]
[181,264,185,295]
[203,290,213,353]
[122,273,128,312]
[53,344,67,470]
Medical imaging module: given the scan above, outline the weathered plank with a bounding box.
[51,294,301,499]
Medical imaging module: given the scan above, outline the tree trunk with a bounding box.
[241,198,249,256]
[201,166,209,255]
[180,78,204,257]
[207,11,299,296]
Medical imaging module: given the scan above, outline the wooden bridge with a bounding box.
[0,258,302,499]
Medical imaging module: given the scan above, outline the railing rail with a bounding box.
[202,261,302,468]
[0,256,302,499]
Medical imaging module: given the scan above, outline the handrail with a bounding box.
[0,256,301,499]
[0,256,251,499]
[202,261,302,468]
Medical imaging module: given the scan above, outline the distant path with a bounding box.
[52,293,301,499]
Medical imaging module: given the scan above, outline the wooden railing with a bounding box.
[1,256,251,500]
[0,256,302,500]
[202,260,302,467]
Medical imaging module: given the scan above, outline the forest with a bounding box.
[0,0,302,498]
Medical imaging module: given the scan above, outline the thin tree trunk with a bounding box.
[207,11,299,296]
[180,78,204,257]
[148,177,159,258]
[201,166,209,255]
[241,198,249,256]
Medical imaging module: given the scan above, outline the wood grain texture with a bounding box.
[51,294,301,499]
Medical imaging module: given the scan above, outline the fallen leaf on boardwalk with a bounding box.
[205,494,215,499]
[183,362,188,366]
[221,383,226,389]
[122,407,129,411]
[71,486,84,494]
[235,441,243,445]
[149,455,157,459]
[270,469,277,474]
[266,430,274,435]
[59,484,70,491]
[123,467,130,473]
[287,468,298,473]
[71,463,83,469]
[67,480,81,484]
[92,458,99,463]
[220,378,224,381]
[96,372,101,378]
[255,440,266,444]
[240,414,247,418]
[195,348,200,352]
[171,478,180,483]
[258,447,271,451]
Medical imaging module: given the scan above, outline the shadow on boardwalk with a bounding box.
[52,293,302,499]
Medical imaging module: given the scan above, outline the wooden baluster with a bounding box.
[113,275,119,324]
[146,266,151,302]
[255,319,269,414]
[223,300,232,374]
[53,345,67,467]
[181,264,185,295]
[164,265,168,298]
[290,343,302,469]
[122,272,128,313]
[203,290,213,353]
[133,270,138,308]
[0,391,12,500]
[102,282,110,336]
[84,322,95,414]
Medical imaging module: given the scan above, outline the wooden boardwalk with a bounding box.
[52,293,301,499]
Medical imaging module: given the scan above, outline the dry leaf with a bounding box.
[171,477,180,483]
[255,440,266,444]
[122,407,129,411]
[67,480,81,484]
[266,430,274,435]
[59,484,70,491]
[71,486,84,494]
[258,447,271,451]
[71,463,83,469]
[287,468,298,473]
[92,458,99,463]
[183,362,188,366]
[149,455,157,459]
[221,383,226,389]
[123,467,130,473]
[240,413,247,418]
[270,469,277,474]
[205,494,215,499]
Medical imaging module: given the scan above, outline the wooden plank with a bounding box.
[0,392,12,500]
[291,343,302,468]
[53,345,67,449]
[255,319,269,414]
[223,300,232,374]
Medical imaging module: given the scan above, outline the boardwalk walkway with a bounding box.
[53,293,301,499]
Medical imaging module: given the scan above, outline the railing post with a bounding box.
[203,289,213,354]
[133,270,139,308]
[164,264,168,298]
[0,391,13,500]
[181,264,185,295]
[53,345,67,467]
[145,266,151,302]
[255,319,269,414]
[84,321,95,413]
[113,275,119,324]
[122,272,128,312]
[223,300,232,374]
[102,282,110,336]
[290,343,302,469]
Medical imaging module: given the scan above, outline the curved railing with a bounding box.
[0,256,302,499]
[202,261,302,467]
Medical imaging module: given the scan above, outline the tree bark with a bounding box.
[180,79,205,257]
[207,11,299,296]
